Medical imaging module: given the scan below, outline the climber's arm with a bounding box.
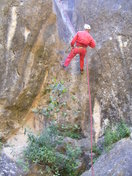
[89,37,96,48]
[71,33,78,47]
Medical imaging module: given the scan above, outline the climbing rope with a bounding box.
[56,0,94,175]
[86,58,94,176]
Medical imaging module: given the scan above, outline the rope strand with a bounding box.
[56,1,94,175]
[86,57,94,176]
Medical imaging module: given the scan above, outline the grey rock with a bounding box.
[54,0,132,136]
[60,137,91,152]
[81,139,132,176]
[0,0,60,140]
[78,138,92,151]
[0,152,23,176]
[0,0,131,141]
[130,133,132,140]
[0,0,132,174]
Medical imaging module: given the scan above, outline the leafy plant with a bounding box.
[92,145,101,157]
[57,123,82,139]
[92,121,130,163]
[33,80,68,119]
[24,124,82,176]
[48,123,82,139]
[117,121,130,139]
[104,121,130,150]
[49,80,67,95]
[16,159,29,173]
[92,145,102,164]
[104,128,119,148]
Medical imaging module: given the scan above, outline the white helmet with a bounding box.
[84,24,91,30]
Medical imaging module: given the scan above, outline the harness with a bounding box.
[76,45,87,49]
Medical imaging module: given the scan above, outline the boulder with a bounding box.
[81,138,132,176]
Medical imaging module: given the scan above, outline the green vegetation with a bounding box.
[92,145,101,157]
[92,121,131,162]
[30,80,84,175]
[92,145,102,164]
[56,123,82,139]
[32,79,67,119]
[104,121,130,150]
[24,124,82,176]
[46,123,82,139]
[17,159,29,173]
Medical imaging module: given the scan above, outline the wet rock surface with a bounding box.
[81,138,132,176]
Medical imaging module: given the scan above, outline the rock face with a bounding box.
[0,0,61,140]
[0,0,131,150]
[81,138,132,176]
[0,153,22,176]
[54,0,132,137]
[0,0,131,175]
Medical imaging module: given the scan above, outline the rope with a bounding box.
[56,1,94,175]
[86,58,94,176]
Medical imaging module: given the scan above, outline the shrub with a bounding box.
[104,121,130,150]
[24,124,82,176]
[92,145,101,157]
[92,121,131,163]
[16,159,29,173]
[32,80,67,119]
[56,123,82,139]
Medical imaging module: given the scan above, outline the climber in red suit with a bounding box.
[63,24,96,74]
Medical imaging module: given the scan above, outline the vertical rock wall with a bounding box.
[0,0,132,141]
[0,0,60,140]
[54,0,132,137]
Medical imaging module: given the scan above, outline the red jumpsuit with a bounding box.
[64,30,96,70]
